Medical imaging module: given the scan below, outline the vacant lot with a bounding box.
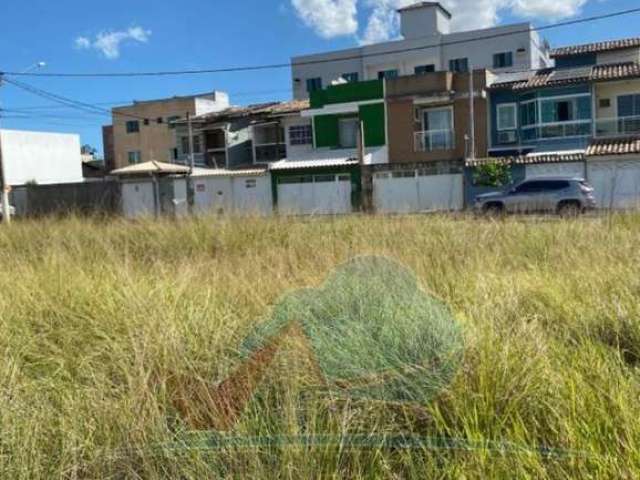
[1,214,639,479]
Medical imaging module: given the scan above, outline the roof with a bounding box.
[397,2,452,19]
[467,151,585,167]
[114,91,225,109]
[490,62,640,91]
[586,137,640,157]
[190,167,267,177]
[550,37,640,58]
[270,157,359,171]
[188,99,310,124]
[111,161,190,176]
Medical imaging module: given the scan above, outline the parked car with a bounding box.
[474,177,596,216]
[0,204,16,220]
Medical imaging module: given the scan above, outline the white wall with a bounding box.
[282,116,314,159]
[598,48,640,66]
[0,129,83,186]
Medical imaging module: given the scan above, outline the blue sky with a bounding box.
[0,0,638,155]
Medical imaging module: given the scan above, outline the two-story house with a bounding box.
[105,91,230,171]
[291,1,550,100]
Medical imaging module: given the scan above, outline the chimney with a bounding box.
[398,2,452,39]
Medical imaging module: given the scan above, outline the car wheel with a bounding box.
[483,203,504,217]
[558,202,581,218]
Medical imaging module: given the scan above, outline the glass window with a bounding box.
[540,96,591,124]
[341,72,359,83]
[493,52,514,69]
[156,117,164,124]
[449,58,468,73]
[415,65,435,75]
[306,77,322,93]
[377,69,399,80]
[181,136,202,154]
[497,104,517,130]
[125,120,139,133]
[617,94,640,117]
[127,151,141,164]
[289,125,313,146]
[520,101,537,126]
[422,108,454,150]
[314,175,335,183]
[338,117,359,148]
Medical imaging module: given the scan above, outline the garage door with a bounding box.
[193,177,232,214]
[526,162,585,179]
[588,160,640,209]
[277,174,352,215]
[122,181,156,218]
[373,170,463,214]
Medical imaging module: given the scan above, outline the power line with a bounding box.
[1,7,639,78]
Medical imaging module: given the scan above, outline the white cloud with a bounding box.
[292,0,593,44]
[291,0,358,38]
[73,26,152,59]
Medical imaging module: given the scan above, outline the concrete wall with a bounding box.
[400,5,451,38]
[386,71,488,164]
[595,79,640,119]
[291,21,548,100]
[598,48,640,66]
[0,129,83,186]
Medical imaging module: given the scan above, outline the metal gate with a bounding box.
[373,170,463,214]
[588,160,640,209]
[121,181,156,218]
[277,174,352,215]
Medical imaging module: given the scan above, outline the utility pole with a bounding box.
[468,65,476,161]
[187,112,195,173]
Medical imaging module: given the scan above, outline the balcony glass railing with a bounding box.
[255,144,286,163]
[414,129,455,152]
[595,116,640,138]
[520,121,591,141]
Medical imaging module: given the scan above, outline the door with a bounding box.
[277,174,352,215]
[231,176,273,216]
[588,160,640,209]
[193,177,232,214]
[416,173,463,211]
[173,178,189,217]
[122,181,156,218]
[373,171,419,213]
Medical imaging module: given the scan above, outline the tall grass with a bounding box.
[0,213,639,478]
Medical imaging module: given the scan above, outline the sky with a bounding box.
[0,0,638,155]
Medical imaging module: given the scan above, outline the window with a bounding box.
[493,52,514,69]
[156,117,164,124]
[143,119,150,126]
[520,101,537,127]
[127,151,141,164]
[341,72,359,83]
[377,69,399,80]
[421,108,454,151]
[449,58,468,73]
[171,148,178,161]
[599,98,611,109]
[245,179,257,189]
[617,94,640,117]
[181,136,202,155]
[497,104,517,131]
[125,120,139,133]
[167,115,181,129]
[415,65,435,75]
[540,96,591,123]
[289,125,313,146]
[338,117,359,148]
[306,77,322,93]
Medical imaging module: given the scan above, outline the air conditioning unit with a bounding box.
[498,130,518,144]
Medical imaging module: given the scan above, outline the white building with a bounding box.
[0,129,83,186]
[291,1,551,100]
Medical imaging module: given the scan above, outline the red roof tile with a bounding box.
[586,138,640,157]
[551,37,640,58]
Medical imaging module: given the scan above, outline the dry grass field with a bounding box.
[0,213,639,478]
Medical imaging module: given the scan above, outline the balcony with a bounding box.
[253,123,286,163]
[414,129,455,152]
[595,116,640,138]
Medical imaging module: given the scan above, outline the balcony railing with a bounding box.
[521,121,591,141]
[595,115,640,138]
[414,129,455,152]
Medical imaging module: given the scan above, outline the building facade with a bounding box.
[291,1,550,100]
[106,91,230,170]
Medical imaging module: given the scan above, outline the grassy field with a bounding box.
[0,213,639,479]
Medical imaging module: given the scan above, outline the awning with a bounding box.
[111,161,190,176]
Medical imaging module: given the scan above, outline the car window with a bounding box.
[539,180,570,191]
[514,181,542,193]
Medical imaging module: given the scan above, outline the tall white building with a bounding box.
[291,1,551,100]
